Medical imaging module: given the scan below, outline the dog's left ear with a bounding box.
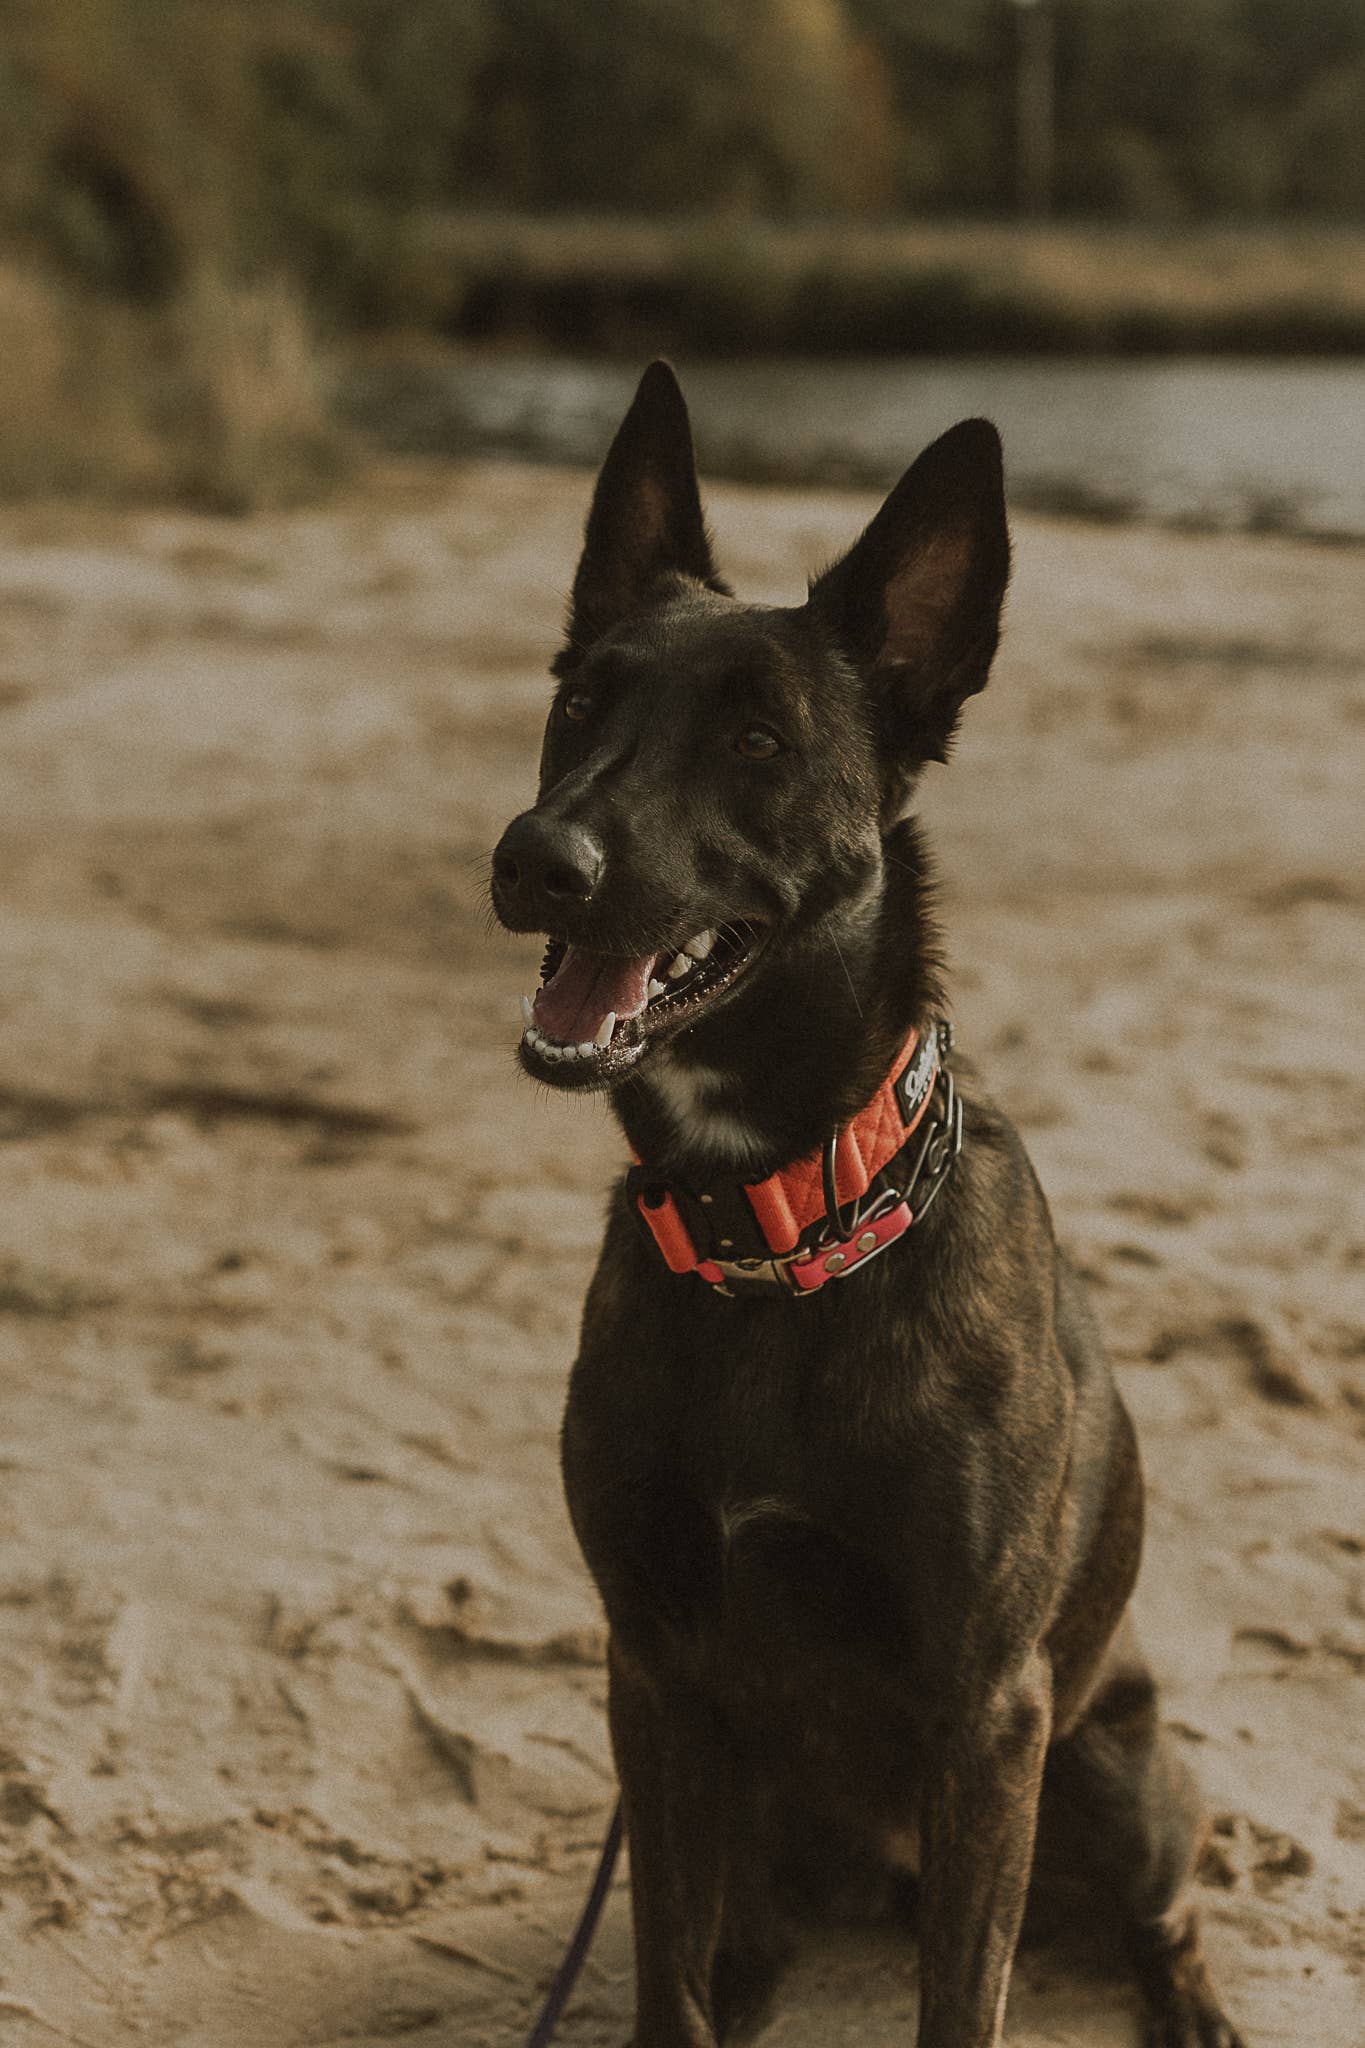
[806,418,1010,773]
[553,360,724,674]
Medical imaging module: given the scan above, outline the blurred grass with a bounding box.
[0,263,348,508]
[409,214,1365,356]
[0,0,452,506]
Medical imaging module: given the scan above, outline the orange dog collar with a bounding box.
[630,1021,961,1297]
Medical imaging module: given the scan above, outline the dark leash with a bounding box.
[521,1799,624,2047]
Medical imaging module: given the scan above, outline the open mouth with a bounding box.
[517,920,765,1086]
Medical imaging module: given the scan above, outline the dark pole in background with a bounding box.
[1011,0,1055,219]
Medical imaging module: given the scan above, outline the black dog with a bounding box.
[492,362,1245,2048]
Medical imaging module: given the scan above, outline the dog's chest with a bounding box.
[706,1485,898,1659]
[565,1242,982,1773]
[579,1391,932,1757]
[687,1468,935,1787]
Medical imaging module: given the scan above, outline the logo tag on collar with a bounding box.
[894,1025,939,1126]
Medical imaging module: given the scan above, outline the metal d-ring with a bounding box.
[821,1130,866,1242]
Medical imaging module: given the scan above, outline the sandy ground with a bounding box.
[0,460,1361,2048]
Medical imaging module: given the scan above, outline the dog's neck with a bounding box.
[613,821,943,1185]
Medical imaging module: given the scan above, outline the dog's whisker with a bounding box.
[830,934,863,1020]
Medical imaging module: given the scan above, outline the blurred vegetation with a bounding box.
[396,214,1365,358]
[0,0,1363,499]
[4,0,1365,317]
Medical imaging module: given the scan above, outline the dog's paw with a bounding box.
[710,1940,784,2041]
[1142,2000,1247,2048]
[1133,1907,1248,2048]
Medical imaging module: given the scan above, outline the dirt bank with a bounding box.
[0,463,1360,2046]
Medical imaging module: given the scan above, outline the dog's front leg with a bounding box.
[916,1658,1053,2048]
[608,1636,730,2048]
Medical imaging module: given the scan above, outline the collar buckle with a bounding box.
[704,1252,803,1297]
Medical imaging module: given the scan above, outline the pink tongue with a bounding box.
[533,945,661,1044]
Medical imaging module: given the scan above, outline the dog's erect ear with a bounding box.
[806,418,1010,770]
[554,361,723,673]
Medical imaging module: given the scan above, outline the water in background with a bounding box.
[344,355,1365,541]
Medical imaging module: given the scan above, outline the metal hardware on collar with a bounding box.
[821,1127,863,1240]
[818,1018,942,1250]
[694,1176,922,1298]
[928,1084,964,1214]
[704,1252,801,1295]
[748,1061,962,1295]
[898,1064,962,1229]
[787,1196,914,1292]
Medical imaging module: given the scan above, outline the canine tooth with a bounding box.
[520,994,535,1027]
[668,951,691,980]
[594,1011,615,1048]
[647,978,666,1000]
[684,930,715,960]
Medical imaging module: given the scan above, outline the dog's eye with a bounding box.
[561,691,593,724]
[736,726,782,760]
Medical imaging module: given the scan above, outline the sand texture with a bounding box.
[0,463,1361,2047]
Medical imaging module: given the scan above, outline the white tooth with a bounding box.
[562,1044,579,1060]
[647,979,666,1000]
[668,952,691,980]
[578,1042,596,1056]
[520,994,535,1026]
[545,1042,564,1060]
[684,930,715,960]
[594,1011,615,1048]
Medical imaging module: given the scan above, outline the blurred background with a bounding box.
[1,0,1364,529]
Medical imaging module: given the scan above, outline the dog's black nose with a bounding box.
[492,813,604,920]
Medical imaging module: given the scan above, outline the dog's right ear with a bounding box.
[553,361,723,675]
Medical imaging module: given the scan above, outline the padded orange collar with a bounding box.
[630,1021,955,1296]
